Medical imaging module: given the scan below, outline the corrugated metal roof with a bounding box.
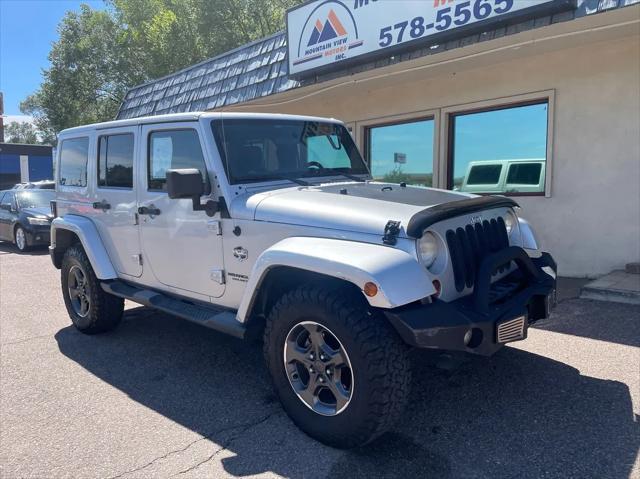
[117,0,639,120]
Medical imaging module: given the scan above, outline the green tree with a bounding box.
[21,5,140,135]
[5,121,41,144]
[22,0,301,136]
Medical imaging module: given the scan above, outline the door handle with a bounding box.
[92,200,111,211]
[137,205,161,216]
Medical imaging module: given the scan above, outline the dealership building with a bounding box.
[117,0,640,278]
[0,143,54,190]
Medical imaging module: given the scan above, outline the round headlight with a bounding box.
[504,210,517,236]
[418,232,439,268]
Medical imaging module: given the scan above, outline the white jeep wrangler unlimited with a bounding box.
[50,112,556,448]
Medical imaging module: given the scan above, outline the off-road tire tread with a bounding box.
[264,285,411,448]
[61,244,124,334]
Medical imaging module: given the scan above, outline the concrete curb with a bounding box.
[580,287,640,305]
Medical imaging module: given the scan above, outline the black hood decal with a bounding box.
[317,183,465,207]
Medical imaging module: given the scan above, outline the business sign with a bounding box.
[394,153,407,164]
[287,0,575,77]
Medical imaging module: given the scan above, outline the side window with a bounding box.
[59,137,89,187]
[366,118,434,187]
[1,192,14,211]
[506,162,542,186]
[449,101,548,194]
[466,164,502,186]
[98,134,134,188]
[148,129,208,192]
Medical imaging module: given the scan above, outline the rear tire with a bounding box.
[61,244,124,334]
[264,285,411,448]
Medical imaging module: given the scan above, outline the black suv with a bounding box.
[0,190,55,252]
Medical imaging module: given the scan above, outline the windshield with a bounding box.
[16,190,55,209]
[212,119,369,184]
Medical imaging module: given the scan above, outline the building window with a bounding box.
[148,129,208,192]
[98,134,134,188]
[59,137,89,187]
[366,118,434,187]
[449,101,548,194]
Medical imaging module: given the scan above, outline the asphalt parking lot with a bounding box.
[1,243,638,479]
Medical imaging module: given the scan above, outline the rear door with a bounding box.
[90,126,142,277]
[137,122,225,299]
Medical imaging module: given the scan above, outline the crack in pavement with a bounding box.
[107,410,280,479]
[1,333,53,346]
[174,410,280,476]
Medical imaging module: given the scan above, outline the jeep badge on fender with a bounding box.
[49,112,556,448]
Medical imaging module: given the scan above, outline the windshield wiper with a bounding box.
[308,167,366,183]
[334,172,366,182]
[237,174,311,186]
[276,175,311,186]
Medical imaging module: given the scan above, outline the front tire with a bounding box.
[61,244,124,334]
[264,285,411,448]
[14,225,28,252]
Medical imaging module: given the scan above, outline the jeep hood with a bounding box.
[235,182,473,237]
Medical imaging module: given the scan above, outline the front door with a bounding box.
[91,126,142,277]
[138,122,225,299]
[0,192,14,240]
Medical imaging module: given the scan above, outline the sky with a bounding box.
[0,0,105,119]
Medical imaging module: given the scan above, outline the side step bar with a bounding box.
[101,280,245,339]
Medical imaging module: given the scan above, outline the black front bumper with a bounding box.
[385,247,557,356]
[25,226,51,246]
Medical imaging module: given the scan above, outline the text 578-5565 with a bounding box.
[379,0,514,48]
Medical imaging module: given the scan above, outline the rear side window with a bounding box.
[506,163,542,185]
[59,137,89,187]
[466,165,502,185]
[98,134,134,188]
[148,129,208,191]
[0,192,12,209]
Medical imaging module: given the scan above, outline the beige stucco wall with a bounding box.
[224,12,640,277]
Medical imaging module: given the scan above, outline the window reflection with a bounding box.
[367,119,434,187]
[450,102,548,194]
[59,137,89,187]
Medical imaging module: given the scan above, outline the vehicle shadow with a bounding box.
[55,307,639,479]
[532,298,640,348]
[0,241,49,255]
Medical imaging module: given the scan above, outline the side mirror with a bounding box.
[166,169,218,217]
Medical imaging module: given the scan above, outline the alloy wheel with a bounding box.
[68,265,91,317]
[15,227,26,251]
[283,321,354,416]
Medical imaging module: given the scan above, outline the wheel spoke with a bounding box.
[69,287,80,299]
[298,375,319,406]
[73,269,84,287]
[80,296,90,316]
[304,324,325,350]
[286,341,311,364]
[319,342,347,368]
[326,378,350,411]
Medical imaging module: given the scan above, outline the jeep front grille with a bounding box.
[497,315,526,343]
[445,217,510,293]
